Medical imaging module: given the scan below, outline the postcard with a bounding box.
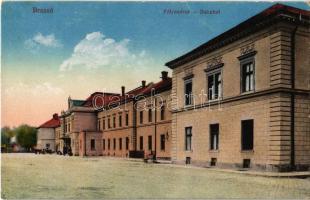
[1,1,310,199]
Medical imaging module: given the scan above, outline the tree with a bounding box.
[16,125,37,151]
[1,126,15,151]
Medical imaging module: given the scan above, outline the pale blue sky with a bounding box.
[2,2,309,126]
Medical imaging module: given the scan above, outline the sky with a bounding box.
[1,1,309,127]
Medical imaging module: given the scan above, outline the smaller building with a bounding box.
[37,113,60,152]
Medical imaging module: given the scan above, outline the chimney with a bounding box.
[121,86,125,96]
[53,113,59,120]
[161,71,168,80]
[142,80,146,87]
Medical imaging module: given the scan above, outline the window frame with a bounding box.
[160,134,165,151]
[139,136,143,150]
[160,105,165,120]
[90,139,95,151]
[119,115,122,127]
[209,123,219,150]
[185,127,192,151]
[148,135,152,151]
[148,109,152,123]
[241,119,254,151]
[119,138,122,150]
[184,78,193,106]
[239,54,256,94]
[139,111,143,124]
[207,69,223,101]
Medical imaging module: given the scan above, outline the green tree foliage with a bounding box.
[1,126,14,147]
[15,125,37,151]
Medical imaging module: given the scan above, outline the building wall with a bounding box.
[136,90,172,159]
[99,101,134,157]
[79,131,103,156]
[170,21,310,171]
[37,128,55,151]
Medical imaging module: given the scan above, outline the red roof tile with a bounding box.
[38,113,60,128]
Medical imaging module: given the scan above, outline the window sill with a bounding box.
[209,150,219,153]
[240,150,254,153]
[185,150,193,153]
[241,90,255,95]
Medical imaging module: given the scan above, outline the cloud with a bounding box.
[25,33,62,50]
[59,32,147,71]
[5,82,64,97]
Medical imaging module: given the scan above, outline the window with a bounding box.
[140,111,143,124]
[113,117,116,128]
[113,138,116,150]
[119,138,122,150]
[103,139,105,150]
[126,137,129,150]
[108,139,110,150]
[148,135,152,150]
[91,139,95,150]
[210,124,219,150]
[119,115,122,127]
[126,113,129,126]
[103,119,105,130]
[241,62,254,92]
[148,109,152,122]
[184,79,193,106]
[208,72,222,100]
[46,143,50,149]
[98,119,101,131]
[160,134,165,151]
[185,127,192,151]
[139,136,143,150]
[160,106,165,120]
[108,118,111,129]
[241,119,254,150]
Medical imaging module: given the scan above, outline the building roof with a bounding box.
[38,113,60,129]
[165,3,310,69]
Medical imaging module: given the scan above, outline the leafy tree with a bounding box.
[1,126,14,149]
[16,125,37,151]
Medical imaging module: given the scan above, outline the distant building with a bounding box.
[37,113,60,152]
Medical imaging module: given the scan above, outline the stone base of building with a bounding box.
[172,160,310,172]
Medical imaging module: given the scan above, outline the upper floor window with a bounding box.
[184,79,193,106]
[148,109,152,122]
[241,62,254,92]
[160,106,165,120]
[97,119,101,131]
[239,52,256,93]
[119,115,122,127]
[103,119,105,130]
[125,113,129,126]
[208,71,222,100]
[139,111,143,124]
[113,117,116,128]
[108,118,111,129]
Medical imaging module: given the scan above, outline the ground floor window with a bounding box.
[103,139,105,150]
[148,135,152,151]
[241,119,254,150]
[119,138,122,150]
[210,124,219,150]
[126,137,129,150]
[108,139,110,150]
[113,138,116,150]
[91,139,95,150]
[45,143,50,149]
[140,136,143,150]
[160,134,165,151]
[185,127,192,151]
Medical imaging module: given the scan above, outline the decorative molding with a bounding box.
[183,74,194,80]
[240,43,255,56]
[238,50,257,61]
